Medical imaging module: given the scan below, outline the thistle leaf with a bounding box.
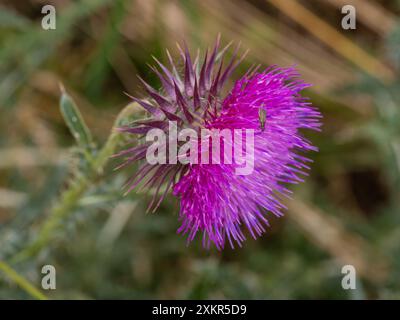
[59,87,95,155]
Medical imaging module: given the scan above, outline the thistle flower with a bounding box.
[116,36,322,249]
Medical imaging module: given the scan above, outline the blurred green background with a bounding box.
[1,0,400,299]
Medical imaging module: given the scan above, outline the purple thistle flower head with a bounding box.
[116,36,322,249]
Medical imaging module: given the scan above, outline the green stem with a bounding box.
[0,261,48,300]
[11,103,138,264]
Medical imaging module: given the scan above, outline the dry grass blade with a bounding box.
[325,0,396,36]
[288,199,389,284]
[268,0,395,82]
[0,147,68,169]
